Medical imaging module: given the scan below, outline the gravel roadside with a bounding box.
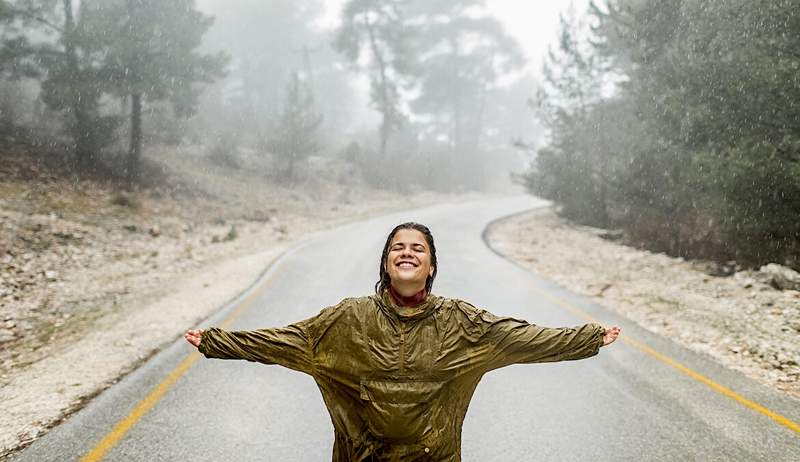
[0,190,460,458]
[486,207,800,401]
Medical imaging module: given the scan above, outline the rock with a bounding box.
[732,270,751,280]
[599,229,624,241]
[247,210,271,223]
[757,263,800,291]
[0,328,16,343]
[149,225,161,237]
[693,260,737,277]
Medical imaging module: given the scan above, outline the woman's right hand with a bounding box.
[185,329,205,348]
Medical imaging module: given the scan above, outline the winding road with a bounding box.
[11,196,800,461]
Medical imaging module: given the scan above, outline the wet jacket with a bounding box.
[199,290,605,461]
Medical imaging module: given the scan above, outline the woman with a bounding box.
[185,222,621,461]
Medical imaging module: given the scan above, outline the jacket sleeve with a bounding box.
[198,324,312,374]
[456,301,605,372]
[197,300,350,375]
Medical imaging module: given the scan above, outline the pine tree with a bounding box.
[408,0,525,155]
[2,0,120,167]
[268,73,323,181]
[84,0,227,181]
[334,0,414,157]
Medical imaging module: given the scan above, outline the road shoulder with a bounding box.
[485,207,800,402]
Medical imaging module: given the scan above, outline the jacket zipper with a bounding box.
[399,329,406,373]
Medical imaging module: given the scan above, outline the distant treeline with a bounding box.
[522,0,800,269]
[0,0,535,192]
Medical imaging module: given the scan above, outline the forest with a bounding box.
[0,0,534,193]
[522,0,800,271]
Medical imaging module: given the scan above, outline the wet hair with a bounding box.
[375,222,438,294]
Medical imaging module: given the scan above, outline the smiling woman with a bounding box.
[185,222,620,461]
[377,223,438,304]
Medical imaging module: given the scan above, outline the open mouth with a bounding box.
[395,261,418,268]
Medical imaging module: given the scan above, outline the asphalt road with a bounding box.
[11,195,800,461]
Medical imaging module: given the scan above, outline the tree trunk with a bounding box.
[449,40,462,154]
[62,0,92,170]
[286,152,295,181]
[469,49,494,153]
[127,92,143,183]
[366,17,390,157]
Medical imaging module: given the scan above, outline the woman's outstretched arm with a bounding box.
[453,301,620,372]
[185,324,313,374]
[183,299,353,375]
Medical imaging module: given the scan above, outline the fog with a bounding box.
[1,0,567,194]
[1,0,798,267]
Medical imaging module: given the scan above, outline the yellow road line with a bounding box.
[80,262,798,462]
[80,353,201,462]
[80,269,279,462]
[526,284,800,434]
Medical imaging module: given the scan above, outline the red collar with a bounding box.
[388,285,428,307]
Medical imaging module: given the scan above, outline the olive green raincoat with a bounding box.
[199,290,604,461]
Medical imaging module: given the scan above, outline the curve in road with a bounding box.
[11,195,800,462]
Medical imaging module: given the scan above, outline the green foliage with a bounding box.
[0,0,48,79]
[86,0,227,114]
[224,224,238,242]
[525,7,610,226]
[1,0,122,163]
[524,0,800,268]
[80,0,227,180]
[0,0,225,177]
[208,133,240,169]
[110,192,140,209]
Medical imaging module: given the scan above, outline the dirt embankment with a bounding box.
[0,145,457,457]
[487,208,800,401]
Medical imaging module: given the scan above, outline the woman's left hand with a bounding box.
[185,329,205,348]
[602,326,621,346]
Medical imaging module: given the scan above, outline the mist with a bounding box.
[0,0,545,194]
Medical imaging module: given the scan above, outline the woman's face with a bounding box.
[384,229,435,291]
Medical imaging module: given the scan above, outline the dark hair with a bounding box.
[375,222,438,294]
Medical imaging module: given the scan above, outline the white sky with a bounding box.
[320,0,591,75]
